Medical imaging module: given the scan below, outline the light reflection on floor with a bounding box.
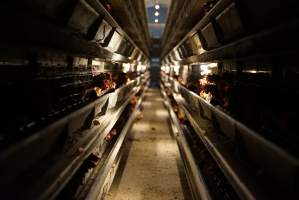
[154,109,168,118]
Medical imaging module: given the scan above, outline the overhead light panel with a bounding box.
[155,4,160,10]
[154,11,159,16]
[154,19,159,23]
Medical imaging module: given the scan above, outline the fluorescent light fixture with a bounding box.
[155,4,160,9]
[142,65,147,71]
[123,63,131,73]
[200,62,217,75]
[174,65,180,75]
[154,19,159,23]
[154,11,159,16]
[243,69,271,74]
[201,70,212,76]
[137,64,143,72]
[165,66,170,73]
[91,59,105,75]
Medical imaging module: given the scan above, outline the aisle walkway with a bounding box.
[105,88,190,200]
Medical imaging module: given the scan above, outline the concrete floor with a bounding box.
[105,88,191,200]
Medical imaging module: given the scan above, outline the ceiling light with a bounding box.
[155,4,160,9]
[154,11,159,16]
[154,19,159,23]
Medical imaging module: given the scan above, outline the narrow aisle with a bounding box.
[105,88,190,200]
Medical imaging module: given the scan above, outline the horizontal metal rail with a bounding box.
[85,82,149,200]
[161,84,212,200]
